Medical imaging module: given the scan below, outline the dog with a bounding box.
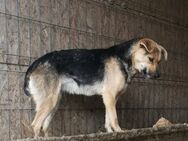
[24,37,168,137]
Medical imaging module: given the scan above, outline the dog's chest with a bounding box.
[60,57,128,96]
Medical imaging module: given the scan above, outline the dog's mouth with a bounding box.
[142,69,160,79]
[142,69,151,79]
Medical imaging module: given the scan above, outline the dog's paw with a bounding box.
[116,129,124,132]
[114,127,123,132]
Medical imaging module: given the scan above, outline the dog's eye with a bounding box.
[148,57,154,63]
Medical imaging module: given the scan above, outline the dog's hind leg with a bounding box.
[42,95,61,137]
[31,93,61,138]
[42,113,53,137]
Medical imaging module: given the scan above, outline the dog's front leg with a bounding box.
[103,94,122,132]
[105,110,113,132]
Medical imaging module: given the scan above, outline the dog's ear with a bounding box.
[140,39,154,53]
[159,45,168,61]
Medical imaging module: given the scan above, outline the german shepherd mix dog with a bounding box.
[24,37,167,137]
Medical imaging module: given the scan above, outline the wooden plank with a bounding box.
[51,26,61,51]
[115,10,129,40]
[0,71,9,109]
[19,19,30,67]
[86,1,97,33]
[70,0,85,29]
[101,4,111,37]
[30,0,40,20]
[70,30,79,49]
[6,15,19,64]
[5,0,18,15]
[59,28,70,50]
[8,72,20,109]
[10,109,21,140]
[93,3,102,35]
[0,0,5,13]
[86,110,96,133]
[39,0,51,23]
[58,0,69,27]
[50,0,58,25]
[19,72,31,109]
[62,109,72,135]
[18,0,30,18]
[30,21,41,58]
[93,35,101,49]
[20,110,33,138]
[79,32,94,49]
[101,36,114,49]
[52,110,62,137]
[0,110,9,141]
[0,14,7,64]
[40,23,51,55]
[94,110,104,133]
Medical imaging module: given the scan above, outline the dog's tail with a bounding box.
[24,58,40,97]
[24,73,31,96]
[24,60,35,97]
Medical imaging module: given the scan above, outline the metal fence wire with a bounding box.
[0,0,187,140]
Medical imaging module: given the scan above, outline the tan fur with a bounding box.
[29,66,62,137]
[102,57,127,132]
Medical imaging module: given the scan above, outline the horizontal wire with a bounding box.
[90,0,188,30]
[1,107,188,111]
[0,11,116,40]
[0,62,188,84]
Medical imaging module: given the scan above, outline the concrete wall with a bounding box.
[0,0,187,140]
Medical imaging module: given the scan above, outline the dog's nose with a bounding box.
[153,72,160,79]
[143,68,147,75]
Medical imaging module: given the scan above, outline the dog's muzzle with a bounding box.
[143,68,160,79]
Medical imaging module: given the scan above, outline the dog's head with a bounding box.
[131,38,168,79]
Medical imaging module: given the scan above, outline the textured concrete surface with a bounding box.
[0,0,187,140]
